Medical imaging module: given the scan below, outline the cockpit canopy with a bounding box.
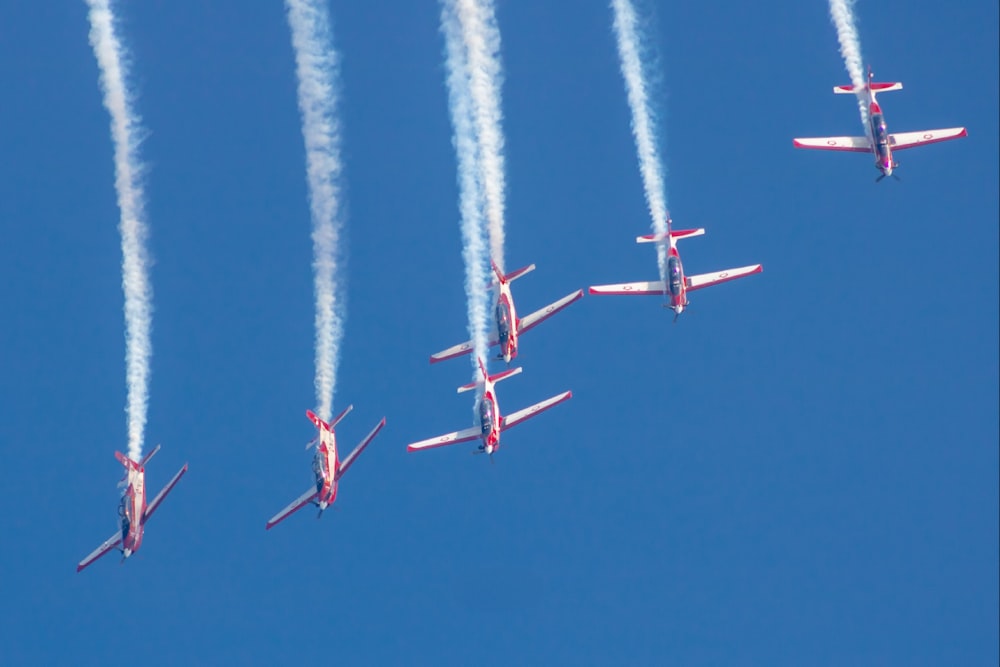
[479,398,495,436]
[496,302,512,344]
[872,114,888,143]
[667,256,683,296]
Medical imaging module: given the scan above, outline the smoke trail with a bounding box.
[85,0,152,462]
[285,0,346,422]
[828,0,869,129]
[610,0,668,283]
[441,1,491,377]
[453,0,507,274]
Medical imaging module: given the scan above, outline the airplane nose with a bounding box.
[675,304,684,315]
[319,501,328,511]
[123,548,132,558]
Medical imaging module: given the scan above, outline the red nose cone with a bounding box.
[870,102,882,114]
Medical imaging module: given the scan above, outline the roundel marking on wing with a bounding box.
[923,133,933,140]
[827,139,837,146]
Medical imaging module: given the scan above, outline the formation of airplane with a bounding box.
[77,445,187,572]
[78,60,971,569]
[431,260,583,365]
[407,357,571,459]
[793,66,967,181]
[266,406,386,529]
[589,216,762,321]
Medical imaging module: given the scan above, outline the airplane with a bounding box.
[588,216,762,321]
[266,406,386,530]
[407,357,571,459]
[793,66,967,181]
[430,260,583,365]
[77,444,188,572]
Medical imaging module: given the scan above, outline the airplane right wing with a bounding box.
[142,463,188,523]
[686,264,762,292]
[792,136,871,152]
[406,426,482,453]
[336,417,387,479]
[501,390,573,431]
[516,289,584,334]
[77,532,122,572]
[889,127,967,150]
[265,488,318,530]
[588,281,665,296]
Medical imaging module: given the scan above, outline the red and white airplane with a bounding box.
[589,216,762,321]
[430,260,583,365]
[793,66,967,181]
[266,406,386,529]
[407,357,571,459]
[77,444,188,572]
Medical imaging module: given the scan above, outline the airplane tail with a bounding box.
[637,227,705,244]
[834,68,902,95]
[306,405,352,434]
[457,358,523,393]
[115,443,160,470]
[491,259,535,285]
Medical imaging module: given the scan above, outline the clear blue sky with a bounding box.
[0,1,996,665]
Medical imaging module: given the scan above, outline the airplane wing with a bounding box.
[265,487,318,530]
[500,390,572,431]
[336,417,386,479]
[517,289,584,335]
[142,463,188,523]
[406,426,482,453]
[686,264,763,292]
[792,136,871,152]
[430,334,500,364]
[77,532,122,572]
[588,281,665,296]
[889,127,967,150]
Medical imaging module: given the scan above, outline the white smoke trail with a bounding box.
[85,0,152,462]
[828,0,869,129]
[453,0,507,274]
[610,0,668,283]
[441,2,491,378]
[285,0,346,423]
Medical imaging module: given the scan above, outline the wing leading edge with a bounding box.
[265,487,319,530]
[406,426,482,453]
[76,533,122,573]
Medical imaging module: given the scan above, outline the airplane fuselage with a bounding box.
[666,248,688,314]
[478,388,501,454]
[312,440,339,510]
[869,103,894,176]
[118,466,146,558]
[495,286,517,364]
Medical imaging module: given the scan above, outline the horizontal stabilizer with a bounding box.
[495,261,535,284]
[890,127,968,150]
[686,264,762,292]
[793,136,871,152]
[834,81,902,94]
[501,390,573,431]
[589,281,666,296]
[517,289,584,334]
[458,366,523,393]
[407,425,482,453]
[139,443,161,468]
[636,228,705,244]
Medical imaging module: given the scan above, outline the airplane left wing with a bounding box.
[265,487,318,530]
[889,127,967,150]
[588,281,665,296]
[336,417,387,479]
[517,289,584,335]
[407,426,481,453]
[793,136,871,152]
[77,532,122,572]
[501,390,572,431]
[142,463,189,523]
[686,264,762,292]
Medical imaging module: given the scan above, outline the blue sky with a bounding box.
[0,1,996,664]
